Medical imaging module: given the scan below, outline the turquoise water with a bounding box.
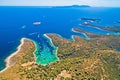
[0,6,120,70]
[34,35,59,65]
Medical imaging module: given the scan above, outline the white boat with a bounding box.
[33,22,41,25]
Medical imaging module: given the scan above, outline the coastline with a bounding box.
[71,35,76,41]
[0,38,26,73]
[28,33,59,66]
[0,34,59,73]
[72,28,90,40]
[43,34,59,60]
[43,34,56,48]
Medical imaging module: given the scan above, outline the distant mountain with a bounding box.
[52,5,91,8]
[71,5,91,7]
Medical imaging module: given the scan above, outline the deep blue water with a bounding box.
[0,6,120,70]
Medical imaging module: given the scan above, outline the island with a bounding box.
[1,30,120,80]
[78,22,120,35]
[53,5,91,8]
[80,18,101,22]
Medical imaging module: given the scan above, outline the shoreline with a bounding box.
[0,38,26,73]
[0,34,59,73]
[44,33,73,41]
[43,34,56,48]
[28,33,59,66]
[71,28,90,40]
[43,34,59,60]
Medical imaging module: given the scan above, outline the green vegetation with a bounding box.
[0,31,120,80]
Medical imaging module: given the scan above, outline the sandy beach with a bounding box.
[0,34,58,73]
[0,38,26,73]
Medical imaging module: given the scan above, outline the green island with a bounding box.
[1,28,120,80]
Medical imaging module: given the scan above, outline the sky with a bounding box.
[0,0,120,7]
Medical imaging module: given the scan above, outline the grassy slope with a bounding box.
[0,39,36,80]
[0,34,120,80]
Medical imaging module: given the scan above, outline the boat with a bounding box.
[33,21,41,25]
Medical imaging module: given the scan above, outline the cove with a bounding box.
[34,34,59,66]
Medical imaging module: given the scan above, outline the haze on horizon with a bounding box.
[0,0,120,7]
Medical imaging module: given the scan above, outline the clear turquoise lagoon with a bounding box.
[0,6,120,70]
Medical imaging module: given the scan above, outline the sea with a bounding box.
[0,6,120,70]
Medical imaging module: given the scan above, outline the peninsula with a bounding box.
[0,38,36,80]
[1,32,120,79]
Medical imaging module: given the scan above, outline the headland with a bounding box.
[0,38,26,73]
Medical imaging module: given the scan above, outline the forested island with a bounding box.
[0,30,120,80]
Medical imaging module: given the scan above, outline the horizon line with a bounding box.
[0,5,120,8]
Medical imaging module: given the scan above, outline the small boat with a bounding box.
[33,22,41,25]
[83,22,89,24]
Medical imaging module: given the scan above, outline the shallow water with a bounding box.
[0,6,120,70]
